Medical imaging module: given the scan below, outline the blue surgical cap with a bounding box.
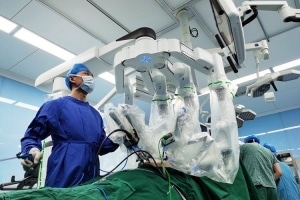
[263,143,278,156]
[65,63,91,90]
[244,135,260,144]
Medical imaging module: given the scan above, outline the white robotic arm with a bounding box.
[151,70,168,97]
[172,63,193,88]
[240,1,300,22]
[105,105,140,149]
[114,36,216,96]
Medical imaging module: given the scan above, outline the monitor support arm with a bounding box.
[208,39,269,60]
[240,1,300,22]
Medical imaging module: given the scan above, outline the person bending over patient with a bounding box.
[240,135,282,200]
[263,143,300,200]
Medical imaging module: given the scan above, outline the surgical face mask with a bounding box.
[78,75,95,94]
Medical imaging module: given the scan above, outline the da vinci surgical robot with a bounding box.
[30,0,300,188]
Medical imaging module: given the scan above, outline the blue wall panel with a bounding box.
[0,77,46,184]
[239,114,285,137]
[280,109,300,127]
[239,108,300,157]
[0,77,46,105]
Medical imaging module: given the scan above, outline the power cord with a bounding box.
[99,149,158,178]
[158,137,172,200]
[97,128,135,155]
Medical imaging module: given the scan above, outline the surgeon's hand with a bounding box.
[21,147,42,171]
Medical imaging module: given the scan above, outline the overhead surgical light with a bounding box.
[234,104,256,128]
[250,83,271,97]
[246,69,300,97]
[276,70,300,81]
[236,116,244,128]
[235,104,256,120]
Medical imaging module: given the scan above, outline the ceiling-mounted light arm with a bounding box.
[269,80,278,92]
[208,39,269,60]
[246,73,272,97]
[207,39,269,76]
[252,40,269,60]
[252,39,269,82]
[240,1,300,22]
[246,69,300,97]
[239,5,259,27]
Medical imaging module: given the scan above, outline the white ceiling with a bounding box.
[0,0,300,120]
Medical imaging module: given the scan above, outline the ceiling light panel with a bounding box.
[98,72,115,84]
[164,0,193,10]
[0,15,18,33]
[15,102,39,111]
[14,28,75,61]
[272,58,300,72]
[0,96,16,104]
[12,1,104,54]
[40,0,126,43]
[232,69,271,85]
[94,0,175,32]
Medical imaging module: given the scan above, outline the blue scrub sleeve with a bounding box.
[98,134,119,155]
[21,102,54,153]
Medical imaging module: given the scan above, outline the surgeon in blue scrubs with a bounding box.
[20,63,119,188]
[263,143,300,200]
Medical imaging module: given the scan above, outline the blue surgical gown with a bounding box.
[21,96,119,188]
[276,162,300,200]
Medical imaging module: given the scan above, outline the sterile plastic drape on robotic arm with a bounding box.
[207,53,239,177]
[161,53,239,183]
[97,12,241,181]
[105,49,239,183]
[146,70,176,157]
[103,103,143,151]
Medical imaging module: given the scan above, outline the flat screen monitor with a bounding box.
[209,0,246,70]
